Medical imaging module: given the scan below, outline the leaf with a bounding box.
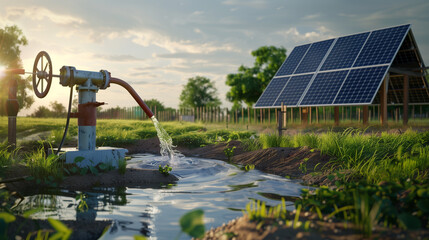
[0,212,16,223]
[89,166,99,175]
[134,236,148,240]
[48,218,70,233]
[398,213,421,230]
[23,208,42,218]
[80,168,88,175]
[417,199,429,213]
[74,156,85,163]
[179,209,205,238]
[70,167,78,174]
[99,163,108,171]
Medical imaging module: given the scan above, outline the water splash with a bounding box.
[151,116,184,166]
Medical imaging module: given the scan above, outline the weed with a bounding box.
[224,145,236,162]
[259,134,293,149]
[118,159,127,175]
[0,142,17,167]
[76,193,89,212]
[159,164,172,176]
[26,143,63,184]
[241,136,262,151]
[299,158,309,174]
[243,164,255,172]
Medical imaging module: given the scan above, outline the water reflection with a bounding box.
[14,155,308,239]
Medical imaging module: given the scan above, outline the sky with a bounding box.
[1,0,429,116]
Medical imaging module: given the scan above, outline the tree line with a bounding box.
[0,25,286,116]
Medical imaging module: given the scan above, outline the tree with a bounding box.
[226,46,286,107]
[0,25,33,115]
[179,76,221,108]
[144,99,166,112]
[50,101,66,117]
[31,106,51,118]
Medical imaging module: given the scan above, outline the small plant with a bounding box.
[299,158,309,174]
[159,164,172,176]
[179,209,205,239]
[76,193,89,212]
[224,145,236,162]
[26,143,63,184]
[243,164,255,172]
[0,142,18,167]
[118,159,127,175]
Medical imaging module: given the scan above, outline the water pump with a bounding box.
[32,51,154,167]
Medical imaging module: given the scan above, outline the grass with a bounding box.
[25,144,63,183]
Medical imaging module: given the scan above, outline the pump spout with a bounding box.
[110,78,154,118]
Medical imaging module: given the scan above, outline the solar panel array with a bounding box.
[255,24,411,108]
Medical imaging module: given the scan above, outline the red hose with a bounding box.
[110,78,154,118]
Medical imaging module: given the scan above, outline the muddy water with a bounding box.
[14,154,308,239]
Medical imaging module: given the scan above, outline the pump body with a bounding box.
[59,66,127,168]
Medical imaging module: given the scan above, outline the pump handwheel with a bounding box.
[32,51,53,98]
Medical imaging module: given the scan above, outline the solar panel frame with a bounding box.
[274,44,311,77]
[273,74,314,107]
[253,24,414,108]
[333,65,390,105]
[254,76,291,107]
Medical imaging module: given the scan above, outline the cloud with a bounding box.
[4,6,85,26]
[126,29,240,54]
[222,0,267,8]
[276,26,336,44]
[93,54,148,62]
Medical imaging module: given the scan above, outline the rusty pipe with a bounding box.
[110,78,154,118]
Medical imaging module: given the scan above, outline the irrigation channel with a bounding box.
[13,117,308,239]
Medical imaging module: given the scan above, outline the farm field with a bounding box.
[0,116,428,239]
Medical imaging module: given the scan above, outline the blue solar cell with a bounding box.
[354,25,409,67]
[334,66,388,104]
[275,44,310,76]
[255,77,290,107]
[320,32,370,71]
[300,70,349,105]
[294,39,334,74]
[274,74,313,106]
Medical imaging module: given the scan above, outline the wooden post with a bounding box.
[334,106,340,126]
[275,108,278,123]
[316,107,319,124]
[412,105,415,121]
[309,107,312,124]
[268,108,271,124]
[254,108,256,124]
[403,75,409,125]
[363,106,369,125]
[380,76,388,127]
[299,107,302,122]
[247,107,250,125]
[283,104,287,127]
[301,107,308,126]
[278,108,282,136]
[291,108,294,124]
[323,107,326,123]
[260,109,262,124]
[342,106,344,121]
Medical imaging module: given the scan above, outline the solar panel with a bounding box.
[320,32,369,71]
[294,39,334,74]
[300,70,349,105]
[353,25,410,67]
[275,44,310,77]
[254,24,414,108]
[274,74,313,106]
[255,77,290,107]
[334,66,389,104]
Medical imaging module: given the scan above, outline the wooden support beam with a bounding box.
[363,106,369,125]
[403,75,409,125]
[380,76,389,127]
[301,107,308,126]
[334,106,340,126]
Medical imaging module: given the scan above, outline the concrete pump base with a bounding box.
[59,147,128,168]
